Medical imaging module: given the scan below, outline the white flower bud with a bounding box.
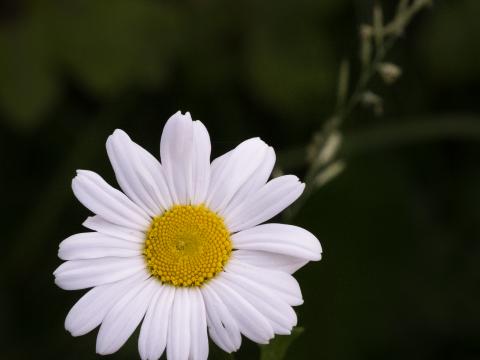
[314,161,346,188]
[317,131,342,165]
[378,62,402,84]
[361,91,383,116]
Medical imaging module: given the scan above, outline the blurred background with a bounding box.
[1,0,480,359]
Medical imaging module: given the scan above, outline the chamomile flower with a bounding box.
[54,111,322,360]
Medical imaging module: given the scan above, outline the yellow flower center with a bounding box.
[144,205,232,287]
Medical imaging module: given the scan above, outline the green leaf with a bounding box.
[260,327,304,360]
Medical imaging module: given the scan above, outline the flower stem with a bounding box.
[287,0,433,219]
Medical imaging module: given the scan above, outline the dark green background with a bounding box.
[1,0,479,359]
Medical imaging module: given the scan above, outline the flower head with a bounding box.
[54,111,322,360]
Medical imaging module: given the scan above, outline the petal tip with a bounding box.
[169,110,193,123]
[64,322,81,337]
[53,277,64,289]
[96,341,113,356]
[74,169,93,178]
[112,128,126,136]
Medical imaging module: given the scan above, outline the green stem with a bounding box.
[303,34,397,194]
[280,116,480,170]
[282,115,480,219]
[295,0,432,219]
[343,115,480,156]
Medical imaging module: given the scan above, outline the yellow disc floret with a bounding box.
[144,205,232,287]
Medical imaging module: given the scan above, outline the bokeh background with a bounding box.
[1,0,480,359]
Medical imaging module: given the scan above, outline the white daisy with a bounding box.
[54,111,322,360]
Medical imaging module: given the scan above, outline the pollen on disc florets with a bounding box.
[144,204,232,287]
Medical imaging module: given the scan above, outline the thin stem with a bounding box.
[285,113,479,220]
[279,115,480,172]
[292,0,432,220]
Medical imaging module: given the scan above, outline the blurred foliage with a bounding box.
[0,0,480,359]
[418,0,480,85]
[0,0,346,131]
[0,0,179,127]
[260,327,304,360]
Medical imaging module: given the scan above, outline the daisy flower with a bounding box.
[54,111,322,360]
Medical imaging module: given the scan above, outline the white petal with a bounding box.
[160,112,211,205]
[65,271,148,336]
[189,288,209,360]
[83,216,145,243]
[160,112,192,204]
[232,224,322,261]
[106,129,171,216]
[58,232,143,260]
[228,257,303,306]
[233,250,308,274]
[220,146,275,217]
[133,142,174,211]
[208,277,274,344]
[201,284,241,353]
[191,121,212,205]
[138,285,175,360]
[221,271,297,335]
[167,287,191,360]
[72,170,150,231]
[54,257,147,290]
[96,278,158,355]
[206,138,269,213]
[225,175,305,232]
[210,150,232,178]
